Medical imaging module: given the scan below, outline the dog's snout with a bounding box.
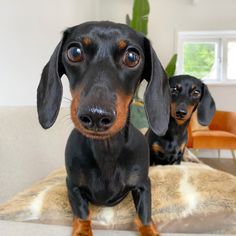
[176,109,187,119]
[78,107,116,131]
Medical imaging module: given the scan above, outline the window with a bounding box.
[177,32,236,83]
[227,41,236,80]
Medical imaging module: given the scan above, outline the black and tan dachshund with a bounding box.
[146,75,216,165]
[37,21,170,236]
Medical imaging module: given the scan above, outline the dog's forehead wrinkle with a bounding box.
[67,23,143,48]
[96,45,113,60]
[91,28,121,40]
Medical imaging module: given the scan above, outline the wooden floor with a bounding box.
[199,158,236,176]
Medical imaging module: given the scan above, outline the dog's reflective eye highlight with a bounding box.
[67,46,84,62]
[123,49,140,67]
[191,89,201,98]
[170,87,179,95]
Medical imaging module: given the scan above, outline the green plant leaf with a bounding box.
[165,54,177,78]
[129,0,150,35]
[130,102,149,129]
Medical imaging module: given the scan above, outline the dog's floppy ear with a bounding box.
[143,38,171,136]
[197,84,216,126]
[37,38,65,129]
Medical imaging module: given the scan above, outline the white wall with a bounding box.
[99,0,236,112]
[0,0,100,106]
[0,0,236,111]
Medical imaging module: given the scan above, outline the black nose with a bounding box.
[176,109,187,119]
[78,107,116,131]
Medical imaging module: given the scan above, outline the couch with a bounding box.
[0,107,236,236]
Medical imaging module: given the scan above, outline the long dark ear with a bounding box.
[37,39,65,129]
[143,38,171,136]
[197,84,216,126]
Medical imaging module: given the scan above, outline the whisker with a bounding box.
[61,114,71,120]
[63,96,72,102]
[59,116,74,131]
[60,117,72,124]
[65,122,74,132]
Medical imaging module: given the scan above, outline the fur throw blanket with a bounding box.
[0,162,236,234]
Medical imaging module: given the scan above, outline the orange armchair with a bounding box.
[188,110,236,164]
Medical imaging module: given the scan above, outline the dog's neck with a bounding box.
[89,128,127,179]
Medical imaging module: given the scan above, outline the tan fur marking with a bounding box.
[186,105,195,120]
[176,84,182,90]
[72,218,92,236]
[170,102,177,120]
[135,217,159,236]
[117,40,127,50]
[109,92,132,134]
[152,143,163,154]
[82,37,92,46]
[176,119,186,125]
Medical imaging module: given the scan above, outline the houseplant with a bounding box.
[127,0,177,129]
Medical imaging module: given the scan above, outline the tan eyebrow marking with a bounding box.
[117,40,127,50]
[82,37,92,46]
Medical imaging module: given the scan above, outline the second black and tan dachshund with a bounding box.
[146,75,216,165]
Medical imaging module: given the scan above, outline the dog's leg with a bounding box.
[132,178,159,236]
[66,178,93,236]
[175,151,182,165]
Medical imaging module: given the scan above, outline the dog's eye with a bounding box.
[171,87,179,95]
[192,89,201,98]
[123,49,140,67]
[67,46,84,62]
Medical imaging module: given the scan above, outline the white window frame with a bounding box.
[225,38,236,81]
[177,31,236,84]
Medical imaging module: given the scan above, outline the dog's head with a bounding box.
[37,21,170,139]
[169,75,216,125]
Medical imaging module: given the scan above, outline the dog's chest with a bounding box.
[80,166,131,205]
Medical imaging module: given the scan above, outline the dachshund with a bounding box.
[37,21,170,236]
[146,75,216,165]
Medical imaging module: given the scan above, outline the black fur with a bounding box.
[37,21,170,232]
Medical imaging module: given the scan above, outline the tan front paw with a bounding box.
[72,218,93,236]
[135,218,160,236]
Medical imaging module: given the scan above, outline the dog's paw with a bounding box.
[135,218,160,236]
[72,218,93,236]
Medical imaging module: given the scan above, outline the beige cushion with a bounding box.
[0,107,72,203]
[0,163,236,234]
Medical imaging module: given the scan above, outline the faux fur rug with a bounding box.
[0,163,236,234]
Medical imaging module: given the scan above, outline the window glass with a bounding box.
[182,42,218,80]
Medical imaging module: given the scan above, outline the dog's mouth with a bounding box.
[79,130,114,140]
[175,116,186,121]
[73,118,127,140]
[73,120,119,139]
[173,116,188,125]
